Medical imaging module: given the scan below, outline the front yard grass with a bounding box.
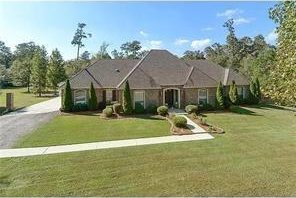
[16,114,171,148]
[0,87,54,114]
[1,105,296,196]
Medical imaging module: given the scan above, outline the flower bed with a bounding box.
[187,114,225,134]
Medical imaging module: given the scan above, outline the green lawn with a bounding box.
[0,87,54,114]
[16,114,171,148]
[1,105,296,196]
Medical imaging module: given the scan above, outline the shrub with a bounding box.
[229,80,239,105]
[72,103,89,112]
[113,103,122,114]
[223,96,231,109]
[216,81,224,109]
[63,79,73,112]
[173,116,187,128]
[88,82,98,111]
[103,107,113,117]
[134,103,145,114]
[157,105,168,116]
[185,105,198,114]
[123,81,133,114]
[200,117,207,125]
[198,103,214,111]
[98,101,106,110]
[146,104,157,114]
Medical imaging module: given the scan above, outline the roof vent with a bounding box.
[115,69,120,73]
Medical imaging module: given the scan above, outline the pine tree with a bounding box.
[63,79,73,112]
[229,81,239,105]
[123,81,133,114]
[88,82,98,110]
[216,81,224,109]
[31,46,48,97]
[47,49,66,94]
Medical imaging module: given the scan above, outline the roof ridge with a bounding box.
[192,64,220,84]
[116,50,152,88]
[85,68,102,87]
[184,66,195,85]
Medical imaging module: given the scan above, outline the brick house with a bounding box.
[61,49,249,109]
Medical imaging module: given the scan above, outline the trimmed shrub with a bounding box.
[123,81,133,114]
[88,82,98,111]
[134,103,145,114]
[157,105,168,116]
[185,105,198,114]
[229,80,239,105]
[146,104,157,114]
[216,81,224,109]
[72,103,89,112]
[63,79,73,112]
[98,101,106,110]
[173,116,187,128]
[198,103,215,111]
[103,107,113,117]
[113,103,122,114]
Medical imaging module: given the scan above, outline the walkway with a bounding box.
[0,97,60,148]
[0,133,214,158]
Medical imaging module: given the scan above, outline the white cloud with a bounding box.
[174,39,189,45]
[201,27,214,31]
[191,39,211,51]
[217,9,243,18]
[140,30,148,37]
[149,40,163,49]
[233,17,251,25]
[266,29,278,45]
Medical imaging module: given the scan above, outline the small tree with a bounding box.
[216,81,224,109]
[88,82,98,110]
[123,81,133,114]
[63,79,73,112]
[229,81,239,105]
[255,78,261,101]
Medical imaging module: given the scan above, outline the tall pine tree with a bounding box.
[31,46,48,97]
[47,49,66,94]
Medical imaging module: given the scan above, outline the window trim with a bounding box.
[74,89,87,104]
[105,89,113,102]
[198,88,208,104]
[133,90,145,108]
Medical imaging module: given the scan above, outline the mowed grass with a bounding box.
[1,105,296,196]
[0,87,54,113]
[16,114,171,148]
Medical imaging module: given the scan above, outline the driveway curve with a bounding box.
[0,97,60,149]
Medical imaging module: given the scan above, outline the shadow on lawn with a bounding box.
[247,103,296,113]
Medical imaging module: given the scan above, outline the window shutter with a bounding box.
[103,90,106,102]
[112,90,116,101]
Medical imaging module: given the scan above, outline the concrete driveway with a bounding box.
[0,97,60,148]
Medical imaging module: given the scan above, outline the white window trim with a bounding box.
[198,89,208,104]
[105,89,113,102]
[74,89,87,104]
[133,90,145,108]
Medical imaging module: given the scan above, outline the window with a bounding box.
[198,89,208,105]
[134,91,145,107]
[74,90,87,104]
[106,90,113,102]
[237,87,244,99]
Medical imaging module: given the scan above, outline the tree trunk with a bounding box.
[77,45,80,60]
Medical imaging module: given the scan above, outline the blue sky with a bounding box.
[0,1,277,60]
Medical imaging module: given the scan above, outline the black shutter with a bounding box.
[103,90,106,102]
[112,90,116,101]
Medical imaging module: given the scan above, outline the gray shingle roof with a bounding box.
[65,50,249,89]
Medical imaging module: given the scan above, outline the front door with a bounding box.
[164,89,179,108]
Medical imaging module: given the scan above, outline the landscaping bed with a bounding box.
[187,113,225,134]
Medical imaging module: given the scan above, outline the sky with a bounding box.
[0,1,278,60]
